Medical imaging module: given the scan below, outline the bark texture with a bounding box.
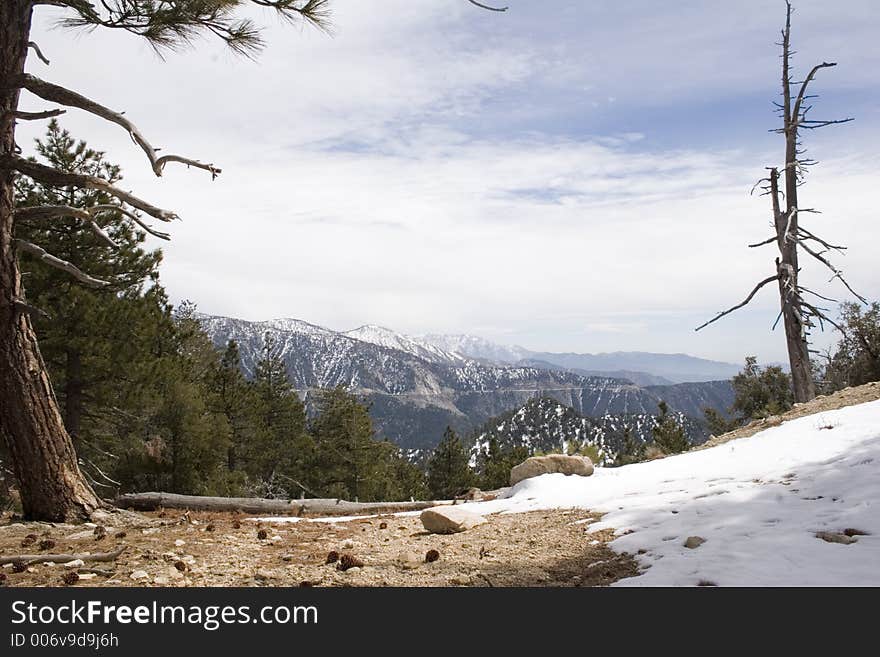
[116,492,451,516]
[0,0,102,522]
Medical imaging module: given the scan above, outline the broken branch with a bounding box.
[696,274,781,332]
[0,546,125,566]
[5,74,220,179]
[15,240,110,287]
[1,154,178,222]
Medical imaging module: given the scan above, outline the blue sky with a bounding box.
[21,0,880,363]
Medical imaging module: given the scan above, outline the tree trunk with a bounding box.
[115,492,451,516]
[0,0,102,521]
[778,9,816,404]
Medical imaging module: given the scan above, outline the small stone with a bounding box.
[174,539,186,547]
[449,574,471,586]
[63,559,85,568]
[174,560,188,572]
[341,539,355,550]
[425,549,440,563]
[255,569,275,581]
[684,536,706,549]
[153,576,170,586]
[395,551,422,570]
[816,531,857,545]
[270,535,283,543]
[130,570,149,581]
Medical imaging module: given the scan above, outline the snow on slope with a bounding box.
[466,399,880,586]
[345,325,466,365]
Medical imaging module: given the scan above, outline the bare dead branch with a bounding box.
[1,154,178,222]
[797,239,867,304]
[27,41,51,65]
[90,204,171,241]
[0,546,125,566]
[696,274,781,332]
[15,205,119,248]
[468,0,509,10]
[11,108,66,121]
[5,74,220,179]
[749,236,776,248]
[15,240,109,287]
[13,297,52,320]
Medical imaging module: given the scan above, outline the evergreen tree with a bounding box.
[730,356,793,420]
[821,301,880,392]
[476,437,529,490]
[426,427,474,499]
[249,332,311,496]
[613,427,646,466]
[310,386,402,502]
[652,401,690,455]
[14,121,170,492]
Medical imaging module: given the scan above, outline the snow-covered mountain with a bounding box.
[198,314,733,450]
[345,325,466,365]
[418,335,741,384]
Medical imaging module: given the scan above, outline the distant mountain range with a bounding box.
[198,315,737,450]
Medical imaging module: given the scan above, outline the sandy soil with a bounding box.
[0,508,641,588]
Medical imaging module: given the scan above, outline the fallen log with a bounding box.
[1,546,125,566]
[115,492,451,516]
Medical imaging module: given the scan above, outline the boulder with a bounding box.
[510,454,594,486]
[420,506,487,534]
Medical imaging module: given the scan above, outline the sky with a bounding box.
[20,0,880,364]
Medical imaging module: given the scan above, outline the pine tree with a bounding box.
[427,427,474,499]
[14,121,170,492]
[476,436,529,490]
[652,401,690,455]
[613,427,646,466]
[250,332,311,496]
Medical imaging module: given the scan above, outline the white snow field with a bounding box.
[463,399,880,586]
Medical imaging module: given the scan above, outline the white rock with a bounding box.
[174,539,186,547]
[395,551,423,570]
[341,539,355,549]
[63,559,85,568]
[420,506,487,534]
[130,570,149,581]
[78,573,97,581]
[510,454,594,486]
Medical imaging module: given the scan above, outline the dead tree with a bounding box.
[0,1,505,522]
[697,1,859,403]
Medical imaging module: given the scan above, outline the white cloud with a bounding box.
[16,0,880,364]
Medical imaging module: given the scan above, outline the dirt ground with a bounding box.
[0,508,641,588]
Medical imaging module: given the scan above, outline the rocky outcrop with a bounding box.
[510,454,594,486]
